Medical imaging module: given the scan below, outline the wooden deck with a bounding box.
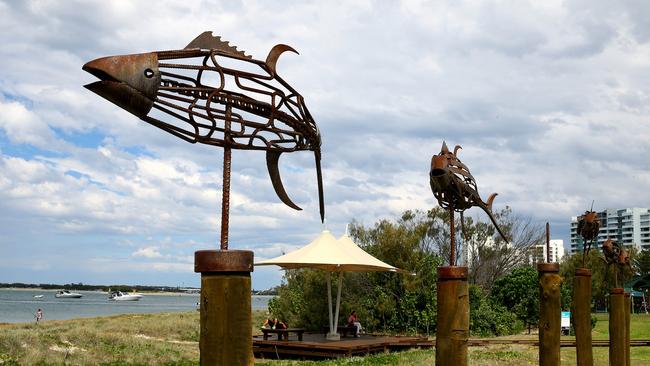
[253,332,433,359]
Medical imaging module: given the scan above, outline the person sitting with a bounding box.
[262,317,287,330]
[347,310,362,337]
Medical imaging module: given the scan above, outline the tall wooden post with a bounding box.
[609,288,625,366]
[625,292,631,366]
[573,268,593,366]
[436,266,469,366]
[195,250,254,366]
[538,263,561,366]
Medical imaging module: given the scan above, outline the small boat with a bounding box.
[109,290,143,301]
[55,290,83,298]
[33,295,44,299]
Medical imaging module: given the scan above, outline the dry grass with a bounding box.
[2,312,650,365]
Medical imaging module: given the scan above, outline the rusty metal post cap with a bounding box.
[194,249,254,273]
[437,266,468,279]
[610,288,625,295]
[537,263,560,273]
[575,268,592,276]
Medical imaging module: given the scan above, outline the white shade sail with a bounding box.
[255,230,404,273]
[255,230,406,340]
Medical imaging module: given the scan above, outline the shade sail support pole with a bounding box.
[327,272,333,334]
[333,271,343,332]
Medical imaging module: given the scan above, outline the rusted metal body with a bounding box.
[573,268,593,366]
[429,142,508,265]
[538,263,561,366]
[602,239,631,288]
[436,266,469,366]
[577,210,601,267]
[84,32,323,365]
[610,288,626,366]
[83,31,326,245]
[624,293,631,366]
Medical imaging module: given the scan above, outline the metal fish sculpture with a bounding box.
[602,238,630,288]
[429,141,508,243]
[576,209,601,267]
[83,31,324,224]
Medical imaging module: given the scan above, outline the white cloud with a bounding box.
[132,246,163,259]
[1,0,649,289]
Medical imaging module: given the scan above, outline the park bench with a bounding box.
[261,327,305,341]
[322,325,357,337]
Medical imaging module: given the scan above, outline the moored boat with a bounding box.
[108,290,143,301]
[55,290,83,298]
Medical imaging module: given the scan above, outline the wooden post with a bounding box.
[538,263,561,366]
[195,250,254,366]
[436,266,469,366]
[609,288,625,366]
[573,268,593,366]
[625,292,631,366]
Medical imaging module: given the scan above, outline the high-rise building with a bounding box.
[570,208,650,254]
[529,239,565,264]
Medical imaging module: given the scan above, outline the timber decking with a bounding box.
[253,333,650,360]
[253,332,432,359]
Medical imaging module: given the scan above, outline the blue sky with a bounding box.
[1,0,649,290]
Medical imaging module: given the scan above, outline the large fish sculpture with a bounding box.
[429,141,508,242]
[83,31,324,222]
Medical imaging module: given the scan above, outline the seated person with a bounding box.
[347,310,362,337]
[262,317,288,330]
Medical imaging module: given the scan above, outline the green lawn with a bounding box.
[1,312,650,365]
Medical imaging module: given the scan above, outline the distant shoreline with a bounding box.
[0,283,277,295]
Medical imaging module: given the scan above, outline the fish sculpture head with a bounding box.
[83,32,324,222]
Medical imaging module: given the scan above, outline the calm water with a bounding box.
[0,289,273,323]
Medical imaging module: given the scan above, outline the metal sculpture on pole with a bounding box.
[429,141,507,366]
[573,207,600,366]
[538,223,562,366]
[83,31,324,365]
[576,207,601,267]
[602,238,631,366]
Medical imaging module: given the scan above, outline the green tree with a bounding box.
[560,250,609,310]
[633,249,650,276]
[469,285,523,336]
[490,266,539,333]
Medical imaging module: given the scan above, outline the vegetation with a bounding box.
[269,209,540,337]
[633,249,650,276]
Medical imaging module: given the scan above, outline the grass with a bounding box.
[1,312,650,365]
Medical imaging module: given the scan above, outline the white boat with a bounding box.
[55,290,83,298]
[108,291,143,301]
[33,295,44,299]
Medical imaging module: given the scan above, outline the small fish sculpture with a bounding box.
[83,31,324,222]
[576,209,601,267]
[429,141,508,251]
[602,238,631,288]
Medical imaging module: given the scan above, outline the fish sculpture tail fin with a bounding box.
[487,193,497,211]
[482,193,508,243]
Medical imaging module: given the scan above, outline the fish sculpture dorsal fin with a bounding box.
[185,31,252,59]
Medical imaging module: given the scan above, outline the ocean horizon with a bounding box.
[0,288,273,323]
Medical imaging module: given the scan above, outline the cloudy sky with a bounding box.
[0,0,648,290]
